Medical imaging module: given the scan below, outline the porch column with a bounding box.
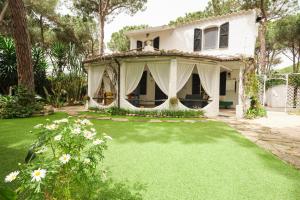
[236,65,245,118]
[87,65,92,108]
[119,62,126,108]
[169,59,178,98]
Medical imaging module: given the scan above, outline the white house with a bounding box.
[84,9,259,117]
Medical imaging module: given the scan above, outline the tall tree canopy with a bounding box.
[73,0,147,55]
[108,25,148,52]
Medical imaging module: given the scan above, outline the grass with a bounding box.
[1,113,300,199]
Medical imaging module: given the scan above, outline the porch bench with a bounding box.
[219,101,233,109]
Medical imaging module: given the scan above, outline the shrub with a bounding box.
[3,118,143,200]
[245,97,267,119]
[90,107,204,118]
[0,86,43,119]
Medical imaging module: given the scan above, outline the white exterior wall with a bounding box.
[129,11,258,58]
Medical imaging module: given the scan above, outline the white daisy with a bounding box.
[31,169,46,182]
[45,124,58,130]
[33,124,43,129]
[5,171,19,183]
[54,134,62,141]
[83,130,96,140]
[36,146,48,154]
[104,135,113,140]
[71,127,81,135]
[59,154,71,164]
[93,139,104,145]
[54,118,69,124]
[80,119,93,126]
[91,128,96,132]
[83,158,91,164]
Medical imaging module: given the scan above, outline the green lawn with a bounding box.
[1,113,300,200]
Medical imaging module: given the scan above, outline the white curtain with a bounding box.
[197,64,220,116]
[176,63,195,92]
[196,64,216,99]
[90,66,106,97]
[148,62,170,95]
[125,62,145,95]
[103,75,111,92]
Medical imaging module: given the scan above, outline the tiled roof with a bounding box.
[83,50,250,64]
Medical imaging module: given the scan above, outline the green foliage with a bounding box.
[3,118,142,200]
[0,35,48,96]
[0,86,43,119]
[46,43,87,107]
[108,25,148,52]
[90,107,204,118]
[273,14,300,73]
[245,97,267,119]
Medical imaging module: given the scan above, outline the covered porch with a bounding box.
[84,51,245,117]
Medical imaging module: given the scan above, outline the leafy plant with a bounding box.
[90,107,204,118]
[3,118,142,200]
[0,86,43,119]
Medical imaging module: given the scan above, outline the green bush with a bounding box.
[245,97,267,119]
[3,118,143,200]
[90,107,204,118]
[0,86,43,119]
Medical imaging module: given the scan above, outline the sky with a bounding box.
[57,0,300,68]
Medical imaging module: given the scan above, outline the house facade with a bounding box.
[84,9,259,117]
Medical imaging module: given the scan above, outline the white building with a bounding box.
[84,9,259,117]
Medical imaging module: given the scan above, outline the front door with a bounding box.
[155,84,167,106]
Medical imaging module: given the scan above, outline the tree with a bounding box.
[108,25,148,52]
[25,0,59,48]
[273,14,300,73]
[239,0,299,74]
[73,0,147,55]
[8,0,34,92]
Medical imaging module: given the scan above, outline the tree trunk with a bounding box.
[8,0,34,92]
[98,14,105,55]
[259,20,267,74]
[40,14,45,48]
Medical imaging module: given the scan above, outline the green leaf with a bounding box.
[0,187,17,200]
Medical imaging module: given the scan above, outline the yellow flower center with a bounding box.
[34,171,41,176]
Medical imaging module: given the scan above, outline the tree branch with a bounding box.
[0,0,8,24]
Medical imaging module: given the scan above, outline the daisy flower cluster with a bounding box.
[4,117,113,198]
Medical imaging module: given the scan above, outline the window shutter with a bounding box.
[153,37,160,50]
[194,28,202,51]
[219,22,229,48]
[137,40,143,51]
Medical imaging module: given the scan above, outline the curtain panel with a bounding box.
[147,62,170,95]
[90,65,106,98]
[176,63,195,92]
[125,62,145,95]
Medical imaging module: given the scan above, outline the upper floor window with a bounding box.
[137,40,143,51]
[153,37,160,50]
[193,28,202,51]
[219,22,229,48]
[204,27,218,50]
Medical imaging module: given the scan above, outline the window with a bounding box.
[153,37,160,50]
[204,27,218,50]
[219,71,227,95]
[137,40,143,51]
[219,22,229,48]
[192,74,201,94]
[193,28,202,51]
[140,71,147,95]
